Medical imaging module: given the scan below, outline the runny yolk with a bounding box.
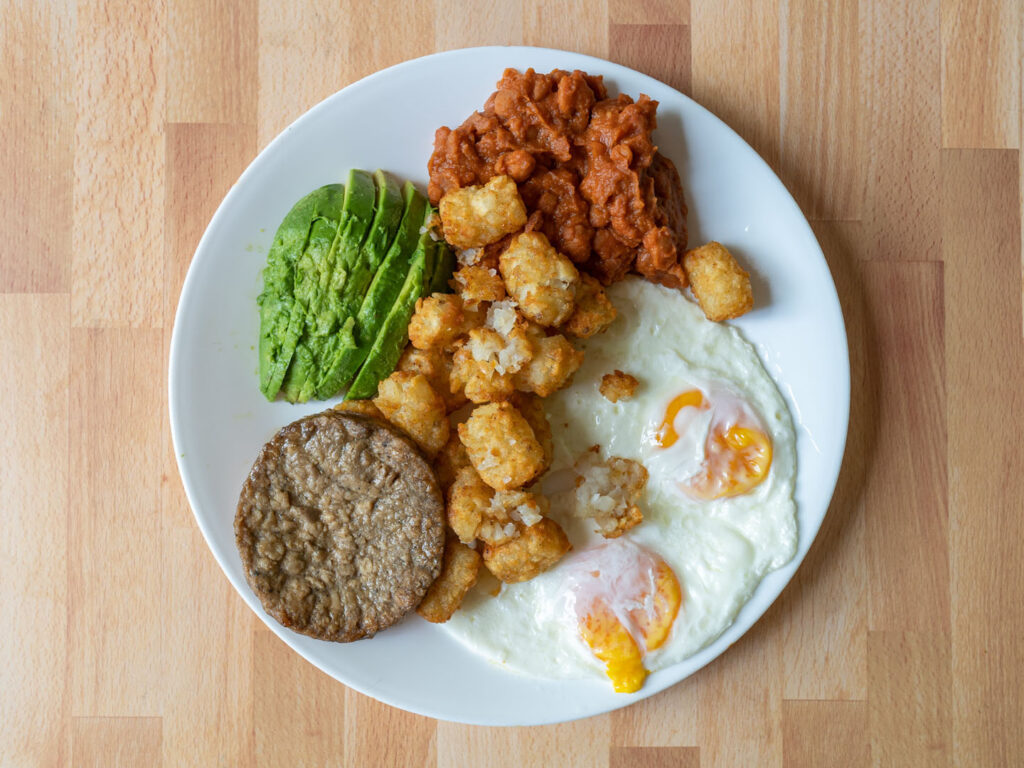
[579,600,648,694]
[656,389,773,499]
[656,390,705,448]
[577,560,683,693]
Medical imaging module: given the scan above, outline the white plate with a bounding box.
[169,46,849,726]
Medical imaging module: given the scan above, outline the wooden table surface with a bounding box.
[3,0,1022,766]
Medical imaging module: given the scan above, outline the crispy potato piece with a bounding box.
[499,231,580,327]
[483,518,571,583]
[397,345,468,413]
[436,431,472,492]
[458,402,546,490]
[440,175,528,249]
[568,449,648,538]
[447,466,492,543]
[682,241,754,322]
[478,488,550,546]
[513,332,584,398]
[417,538,482,623]
[563,273,618,338]
[599,370,639,403]
[451,265,506,308]
[408,293,484,351]
[512,392,553,474]
[333,399,383,419]
[450,339,516,404]
[373,371,449,457]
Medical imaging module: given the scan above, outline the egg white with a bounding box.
[440,277,798,681]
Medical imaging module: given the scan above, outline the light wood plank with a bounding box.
[523,0,610,59]
[69,329,166,716]
[611,677,699,747]
[72,717,163,768]
[343,689,436,767]
[691,0,780,168]
[782,700,868,768]
[778,0,864,220]
[695,612,783,768]
[435,0,523,49]
[166,0,257,124]
[437,714,612,768]
[0,295,70,768]
[779,222,868,700]
[941,0,1022,149]
[0,0,74,292]
[72,0,165,327]
[942,148,1024,767]
[253,631,347,768]
[862,262,950,633]
[610,746,700,768]
[256,1,436,149]
[862,0,942,260]
[867,631,953,768]
[608,24,691,96]
[609,0,689,24]
[160,526,255,766]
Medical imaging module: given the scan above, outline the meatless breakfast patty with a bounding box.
[235,410,445,642]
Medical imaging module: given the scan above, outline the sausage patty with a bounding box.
[235,410,445,642]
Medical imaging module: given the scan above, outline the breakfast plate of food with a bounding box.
[169,46,849,725]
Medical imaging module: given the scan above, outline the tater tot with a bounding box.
[512,392,553,474]
[599,370,639,403]
[333,399,384,419]
[416,538,482,623]
[397,344,468,413]
[436,431,471,491]
[512,332,584,398]
[450,339,516,404]
[458,402,546,490]
[682,241,754,322]
[408,293,484,351]
[562,273,617,338]
[446,466,492,543]
[373,371,449,457]
[499,231,580,327]
[439,175,528,249]
[451,265,506,308]
[482,518,571,583]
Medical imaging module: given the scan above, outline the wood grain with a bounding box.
[0,295,70,767]
[2,1,1023,765]
[942,148,1024,767]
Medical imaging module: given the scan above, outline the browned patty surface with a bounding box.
[235,410,444,642]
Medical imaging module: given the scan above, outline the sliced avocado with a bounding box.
[317,183,428,394]
[257,183,344,400]
[427,240,456,295]
[279,204,345,402]
[283,170,375,403]
[313,170,404,398]
[346,238,430,400]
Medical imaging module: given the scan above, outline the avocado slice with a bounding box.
[313,170,404,399]
[427,240,456,295]
[316,182,428,394]
[279,202,346,402]
[282,170,376,403]
[345,236,430,400]
[257,183,344,401]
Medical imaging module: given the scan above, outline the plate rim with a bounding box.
[168,44,850,726]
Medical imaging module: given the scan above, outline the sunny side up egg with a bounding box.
[441,278,798,689]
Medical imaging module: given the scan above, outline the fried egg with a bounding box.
[442,277,797,687]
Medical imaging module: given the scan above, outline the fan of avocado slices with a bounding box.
[257,169,454,403]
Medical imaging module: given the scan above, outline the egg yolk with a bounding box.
[656,389,773,499]
[576,558,683,693]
